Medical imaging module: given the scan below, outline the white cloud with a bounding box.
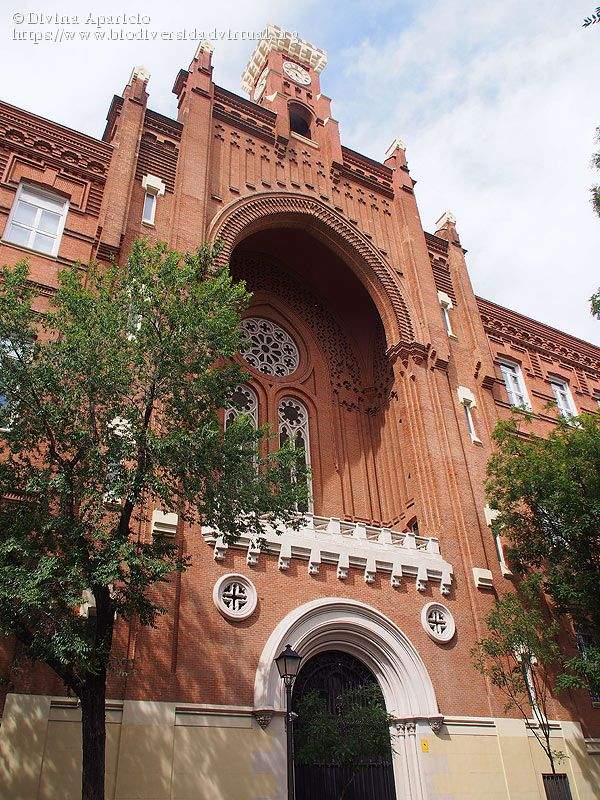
[1,0,598,343]
[338,1,600,343]
[2,1,312,136]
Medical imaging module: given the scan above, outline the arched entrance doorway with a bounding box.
[255,599,441,800]
[292,650,397,800]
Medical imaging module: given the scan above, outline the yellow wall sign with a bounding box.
[421,738,430,753]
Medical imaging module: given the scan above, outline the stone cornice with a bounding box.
[0,100,111,179]
[203,514,453,594]
[478,296,600,374]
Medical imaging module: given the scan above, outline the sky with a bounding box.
[2,1,599,344]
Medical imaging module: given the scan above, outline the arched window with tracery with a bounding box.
[278,396,312,512]
[225,384,258,429]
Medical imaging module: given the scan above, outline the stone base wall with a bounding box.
[1,694,599,800]
[422,716,600,800]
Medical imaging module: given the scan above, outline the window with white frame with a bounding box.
[420,602,456,643]
[225,384,258,429]
[142,192,156,224]
[484,504,511,576]
[141,174,166,226]
[499,361,531,409]
[213,573,257,621]
[549,378,577,419]
[457,386,481,443]
[4,183,68,256]
[437,291,456,338]
[278,396,312,512]
[464,403,477,440]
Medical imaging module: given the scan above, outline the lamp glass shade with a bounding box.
[275,644,302,679]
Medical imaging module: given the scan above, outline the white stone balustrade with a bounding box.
[202,514,454,595]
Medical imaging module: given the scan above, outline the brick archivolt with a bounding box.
[208,191,415,350]
[253,597,440,721]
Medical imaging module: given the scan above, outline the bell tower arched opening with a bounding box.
[288,101,313,139]
[255,598,441,800]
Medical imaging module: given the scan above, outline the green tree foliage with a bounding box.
[591,288,600,319]
[485,411,600,696]
[582,8,600,27]
[590,128,599,316]
[294,684,395,800]
[472,577,565,773]
[0,239,307,800]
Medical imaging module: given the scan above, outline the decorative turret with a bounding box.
[434,210,461,246]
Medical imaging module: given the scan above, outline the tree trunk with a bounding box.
[80,674,107,800]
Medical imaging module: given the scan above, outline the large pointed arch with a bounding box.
[207,192,415,350]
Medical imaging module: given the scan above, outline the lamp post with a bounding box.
[275,644,303,800]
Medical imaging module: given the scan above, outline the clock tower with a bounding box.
[240,24,343,161]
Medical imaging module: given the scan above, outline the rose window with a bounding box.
[420,602,455,643]
[221,581,248,612]
[213,574,258,621]
[240,317,299,377]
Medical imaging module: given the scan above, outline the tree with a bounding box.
[590,127,599,316]
[0,240,307,800]
[485,411,600,696]
[294,683,395,800]
[582,7,600,27]
[591,285,600,319]
[472,577,566,773]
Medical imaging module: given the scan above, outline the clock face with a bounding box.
[253,68,268,101]
[283,61,311,86]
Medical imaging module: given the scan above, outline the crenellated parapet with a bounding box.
[202,514,454,595]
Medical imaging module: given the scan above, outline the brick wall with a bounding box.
[0,40,598,742]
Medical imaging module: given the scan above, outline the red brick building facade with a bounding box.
[0,26,599,800]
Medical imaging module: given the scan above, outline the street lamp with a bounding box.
[275,644,303,800]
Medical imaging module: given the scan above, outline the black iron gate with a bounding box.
[292,650,397,800]
[542,774,573,800]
